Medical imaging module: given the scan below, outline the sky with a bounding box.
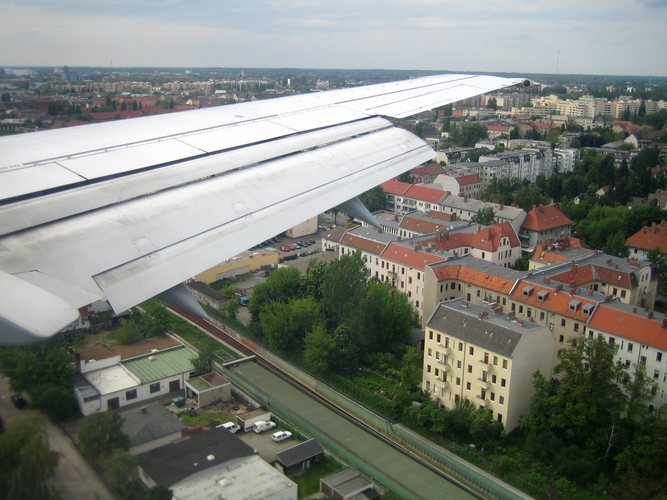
[1,0,667,76]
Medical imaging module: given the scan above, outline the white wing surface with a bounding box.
[0,73,529,343]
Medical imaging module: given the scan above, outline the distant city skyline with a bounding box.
[2,0,667,77]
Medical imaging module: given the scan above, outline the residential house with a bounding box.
[74,337,197,415]
[626,220,667,260]
[119,402,187,455]
[434,168,482,199]
[519,204,572,250]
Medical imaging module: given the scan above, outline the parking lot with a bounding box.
[236,426,299,463]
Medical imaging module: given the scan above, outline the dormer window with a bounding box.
[523,286,534,297]
[537,290,549,301]
[569,300,581,312]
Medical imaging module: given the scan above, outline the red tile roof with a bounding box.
[381,180,411,196]
[625,221,667,253]
[340,233,387,255]
[399,215,448,234]
[469,223,521,252]
[521,205,572,232]
[485,124,512,133]
[410,162,445,176]
[589,305,667,350]
[511,281,597,321]
[404,184,447,204]
[531,237,589,266]
[456,174,481,186]
[381,243,445,270]
[550,263,636,289]
[428,210,456,222]
[432,265,517,295]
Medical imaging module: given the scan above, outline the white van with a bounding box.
[253,420,276,433]
[271,430,292,443]
[216,421,240,434]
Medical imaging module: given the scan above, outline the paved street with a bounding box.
[1,377,114,500]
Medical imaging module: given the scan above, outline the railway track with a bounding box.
[167,305,492,499]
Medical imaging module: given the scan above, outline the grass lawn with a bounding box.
[166,310,237,358]
[294,457,343,499]
[180,410,235,428]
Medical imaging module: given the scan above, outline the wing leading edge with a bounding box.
[0,73,531,343]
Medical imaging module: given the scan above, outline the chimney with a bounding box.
[478,311,488,319]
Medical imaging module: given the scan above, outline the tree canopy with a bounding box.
[78,411,129,465]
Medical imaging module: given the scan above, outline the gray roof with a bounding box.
[275,438,324,467]
[321,468,375,497]
[347,225,397,244]
[426,299,541,357]
[439,193,525,221]
[120,402,186,448]
[136,427,255,487]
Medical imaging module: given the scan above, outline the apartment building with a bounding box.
[423,298,554,432]
[437,194,527,235]
[381,180,446,215]
[587,302,667,410]
[479,148,553,183]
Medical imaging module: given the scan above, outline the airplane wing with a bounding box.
[0,74,531,343]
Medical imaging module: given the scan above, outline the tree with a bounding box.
[303,323,335,373]
[509,127,520,140]
[249,266,302,321]
[471,206,495,226]
[487,97,497,110]
[320,253,368,328]
[359,186,386,212]
[521,337,632,479]
[259,297,320,352]
[191,347,214,376]
[398,346,422,390]
[0,415,59,500]
[470,409,503,446]
[330,323,360,373]
[78,411,129,465]
[115,318,144,345]
[104,449,136,487]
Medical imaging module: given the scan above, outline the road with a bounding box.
[0,377,114,500]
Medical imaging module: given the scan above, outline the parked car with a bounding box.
[271,430,293,443]
[11,393,27,409]
[217,421,241,434]
[253,420,276,433]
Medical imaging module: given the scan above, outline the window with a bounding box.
[502,359,508,369]
[490,392,496,401]
[481,389,486,399]
[149,382,160,394]
[457,360,462,369]
[625,360,631,368]
[574,322,579,332]
[540,311,545,320]
[497,414,503,423]
[456,377,461,386]
[469,346,474,355]
[654,369,660,379]
[428,348,432,357]
[628,343,633,353]
[427,365,431,373]
[641,356,647,364]
[467,365,473,374]
[437,334,441,343]
[621,290,626,299]
[466,382,471,391]
[435,368,439,377]
[492,374,497,383]
[559,335,564,343]
[458,342,463,352]
[433,385,439,396]
[501,378,506,388]
[445,338,449,348]
[429,330,433,340]
[477,290,481,297]
[499,396,505,405]
[493,356,498,366]
[658,352,663,362]
[435,351,440,361]
[519,305,523,314]
[561,318,566,327]
[126,389,138,400]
